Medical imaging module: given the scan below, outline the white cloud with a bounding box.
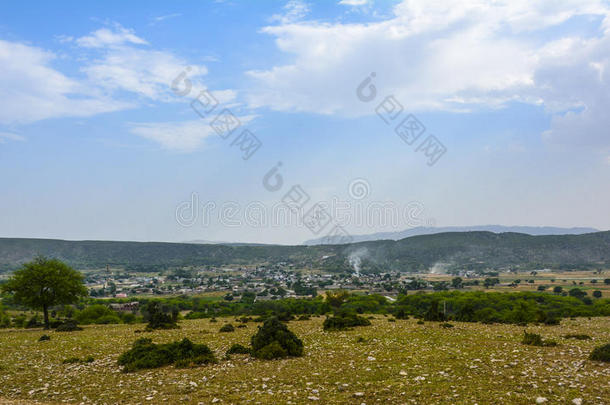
[0,24,235,126]
[0,131,25,143]
[129,120,216,152]
[0,39,130,124]
[129,114,256,152]
[248,0,610,148]
[76,25,148,48]
[271,0,310,24]
[339,0,370,6]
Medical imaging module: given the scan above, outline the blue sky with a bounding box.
[1,0,609,244]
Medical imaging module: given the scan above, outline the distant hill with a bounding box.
[0,231,609,273]
[303,225,600,245]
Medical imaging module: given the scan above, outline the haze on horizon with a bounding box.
[1,1,609,245]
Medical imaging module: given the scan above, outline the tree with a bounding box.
[451,277,463,289]
[592,290,602,298]
[1,257,87,329]
[553,286,563,294]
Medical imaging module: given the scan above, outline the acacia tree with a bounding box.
[1,257,87,329]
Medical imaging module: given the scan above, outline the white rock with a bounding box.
[399,370,407,376]
[536,397,547,404]
[572,399,582,405]
[367,356,376,361]
[354,392,365,397]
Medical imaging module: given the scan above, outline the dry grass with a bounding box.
[0,316,609,404]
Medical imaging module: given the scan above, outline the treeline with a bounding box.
[1,290,609,328]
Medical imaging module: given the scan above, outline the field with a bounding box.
[0,317,609,404]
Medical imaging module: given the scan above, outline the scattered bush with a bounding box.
[55,320,83,332]
[237,324,247,328]
[38,334,51,341]
[209,317,218,323]
[521,332,557,347]
[219,323,235,332]
[589,343,610,362]
[143,301,179,330]
[226,343,251,355]
[251,317,303,360]
[323,311,371,331]
[62,356,93,364]
[417,320,425,325]
[118,338,217,372]
[563,334,591,340]
[440,322,454,328]
[297,314,310,321]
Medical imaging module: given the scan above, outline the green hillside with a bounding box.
[1,231,609,273]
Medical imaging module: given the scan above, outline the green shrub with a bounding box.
[297,314,310,321]
[117,338,217,372]
[323,311,371,331]
[440,322,454,328]
[219,323,235,333]
[417,320,425,325]
[62,356,94,364]
[589,343,610,362]
[522,332,557,347]
[563,334,591,340]
[226,343,251,355]
[25,315,42,328]
[237,324,247,328]
[38,334,51,341]
[95,315,122,324]
[251,317,303,360]
[55,320,83,332]
[142,301,179,330]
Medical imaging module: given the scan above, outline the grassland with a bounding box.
[0,316,609,404]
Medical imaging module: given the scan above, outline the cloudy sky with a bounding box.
[1,0,609,244]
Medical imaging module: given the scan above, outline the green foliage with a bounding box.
[440,322,454,328]
[251,317,303,360]
[226,343,251,355]
[563,334,591,340]
[63,356,93,364]
[1,257,87,328]
[38,334,50,341]
[219,323,235,332]
[75,305,122,325]
[118,338,217,372]
[142,301,179,330]
[323,311,371,331]
[521,332,557,347]
[589,343,610,362]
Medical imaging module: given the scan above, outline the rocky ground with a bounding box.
[0,316,608,404]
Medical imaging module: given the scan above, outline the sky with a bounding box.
[0,0,609,245]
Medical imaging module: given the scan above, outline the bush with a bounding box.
[440,322,454,328]
[521,332,557,347]
[323,311,371,331]
[25,315,42,328]
[142,301,179,330]
[118,338,217,372]
[297,314,310,321]
[219,323,235,332]
[417,320,425,325]
[563,334,591,340]
[38,334,51,341]
[226,343,251,355]
[62,356,93,364]
[589,343,610,362]
[55,320,83,332]
[251,317,303,360]
[95,315,122,324]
